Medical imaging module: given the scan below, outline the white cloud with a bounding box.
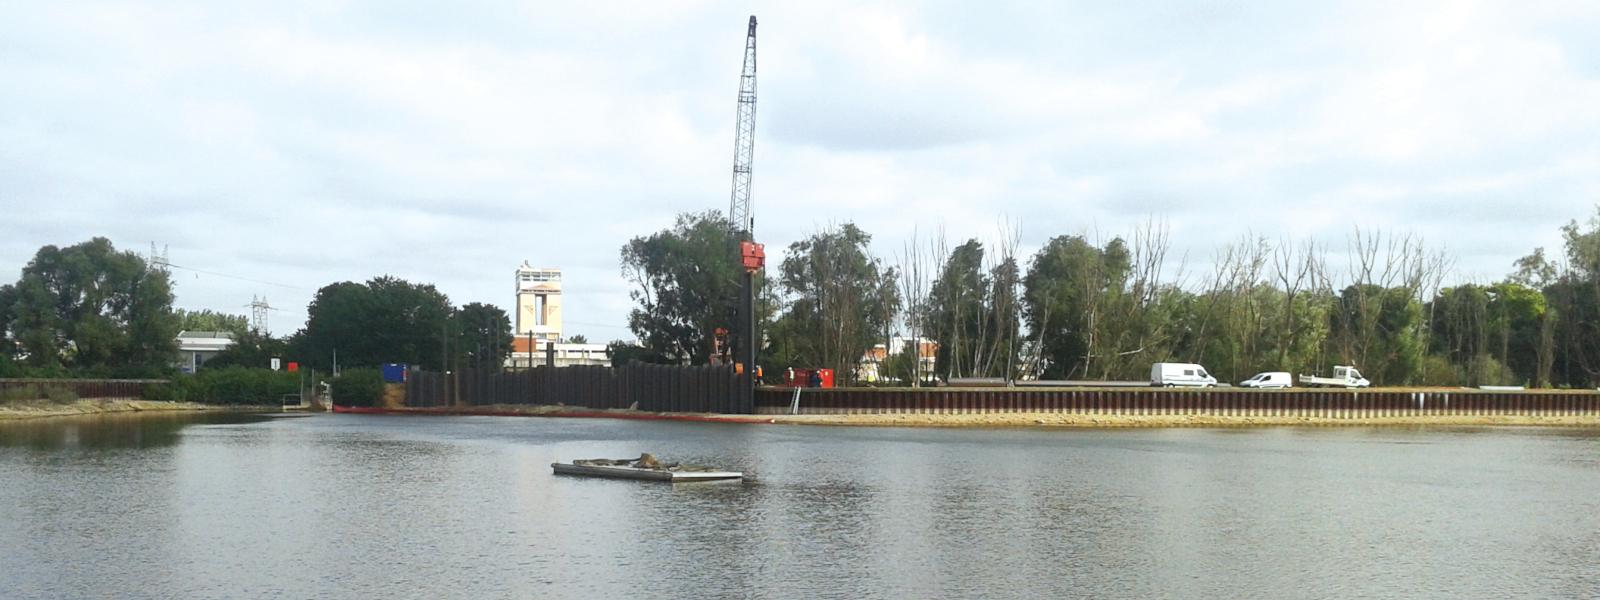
[2,0,1598,341]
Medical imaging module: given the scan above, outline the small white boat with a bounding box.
[551,454,742,482]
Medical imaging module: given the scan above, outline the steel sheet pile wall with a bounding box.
[404,365,751,413]
[0,378,165,401]
[754,388,1600,418]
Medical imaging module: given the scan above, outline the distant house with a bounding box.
[858,336,939,383]
[175,330,235,373]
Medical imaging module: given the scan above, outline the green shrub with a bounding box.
[1,384,42,402]
[141,382,185,402]
[166,368,301,405]
[0,384,79,404]
[1418,355,1462,387]
[1466,354,1519,387]
[43,385,78,404]
[331,368,383,407]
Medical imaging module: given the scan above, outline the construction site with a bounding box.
[336,14,1600,427]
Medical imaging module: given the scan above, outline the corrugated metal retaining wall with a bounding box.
[0,378,164,401]
[755,388,1600,417]
[405,365,752,413]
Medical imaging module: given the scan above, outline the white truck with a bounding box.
[1150,363,1218,388]
[1298,365,1371,388]
[1240,372,1293,389]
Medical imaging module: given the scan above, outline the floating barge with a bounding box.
[551,455,743,482]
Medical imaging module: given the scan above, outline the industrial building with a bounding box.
[507,262,609,368]
[175,330,235,373]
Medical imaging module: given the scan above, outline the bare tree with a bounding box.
[980,218,1024,379]
[896,227,933,386]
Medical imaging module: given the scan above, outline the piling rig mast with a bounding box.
[726,15,763,410]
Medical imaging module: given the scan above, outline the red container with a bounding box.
[740,241,766,271]
[784,368,834,388]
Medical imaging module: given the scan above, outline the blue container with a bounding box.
[381,363,408,383]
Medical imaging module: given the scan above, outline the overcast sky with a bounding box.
[3,1,1598,340]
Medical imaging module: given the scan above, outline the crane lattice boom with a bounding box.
[728,15,758,240]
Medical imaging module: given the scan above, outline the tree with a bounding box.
[1329,284,1423,385]
[621,211,754,364]
[1485,282,1544,384]
[175,309,250,337]
[6,238,179,374]
[0,284,16,361]
[453,302,512,370]
[894,227,939,386]
[984,255,1023,379]
[776,223,901,384]
[1429,284,1490,366]
[568,334,589,344]
[1509,248,1558,289]
[607,340,673,367]
[296,276,454,370]
[880,341,921,384]
[1022,235,1131,379]
[926,239,987,379]
[203,329,290,370]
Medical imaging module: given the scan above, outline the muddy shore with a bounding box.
[0,399,266,421]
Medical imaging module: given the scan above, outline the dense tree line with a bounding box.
[623,209,1600,388]
[0,238,180,377]
[288,277,512,372]
[621,213,897,383]
[0,238,514,379]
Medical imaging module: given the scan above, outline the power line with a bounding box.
[164,262,310,291]
[563,320,630,330]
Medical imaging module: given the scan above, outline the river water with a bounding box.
[3,413,1600,599]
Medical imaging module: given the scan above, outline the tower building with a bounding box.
[515,262,562,341]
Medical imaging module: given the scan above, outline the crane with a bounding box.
[716,16,764,410]
[728,15,758,239]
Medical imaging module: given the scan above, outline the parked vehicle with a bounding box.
[1299,365,1371,388]
[1240,371,1293,389]
[1150,363,1218,388]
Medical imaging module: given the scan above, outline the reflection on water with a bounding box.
[4,414,1600,599]
[0,412,274,450]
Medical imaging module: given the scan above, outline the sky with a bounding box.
[3,0,1598,341]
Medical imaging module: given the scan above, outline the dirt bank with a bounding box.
[765,412,1600,428]
[0,399,261,421]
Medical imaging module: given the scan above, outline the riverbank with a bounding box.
[0,399,265,421]
[336,403,772,424]
[333,404,1600,428]
[767,412,1600,428]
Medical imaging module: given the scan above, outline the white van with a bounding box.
[1240,371,1293,389]
[1150,363,1218,388]
[1299,366,1371,388]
